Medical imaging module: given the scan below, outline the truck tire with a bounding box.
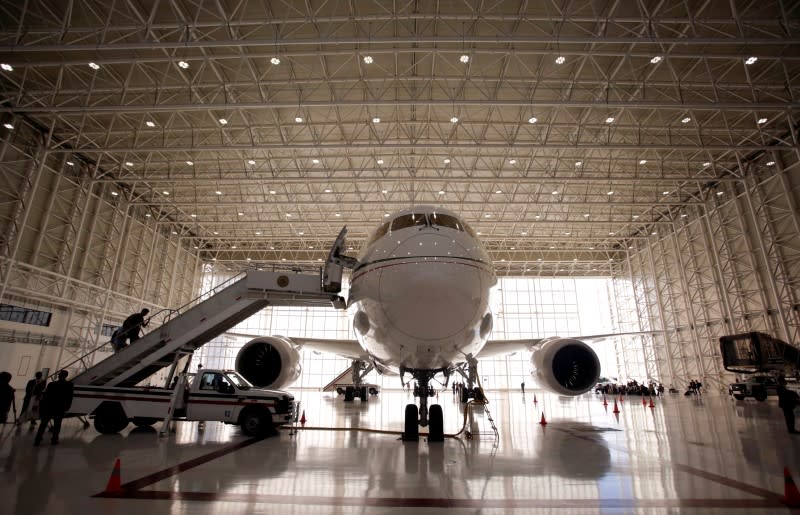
[132,417,159,428]
[753,388,768,402]
[93,403,129,434]
[733,394,745,401]
[240,408,276,438]
[369,387,378,396]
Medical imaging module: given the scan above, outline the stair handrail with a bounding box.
[55,339,116,379]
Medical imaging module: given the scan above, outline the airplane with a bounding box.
[233,206,605,441]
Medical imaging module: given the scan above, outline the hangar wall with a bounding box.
[617,152,800,393]
[0,122,202,386]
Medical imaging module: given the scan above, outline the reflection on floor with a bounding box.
[1,389,799,514]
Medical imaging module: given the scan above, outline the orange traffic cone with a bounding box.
[602,395,608,407]
[612,400,620,414]
[649,397,656,408]
[539,413,547,426]
[781,467,800,507]
[642,396,647,406]
[300,410,307,426]
[104,458,122,494]
[533,394,538,404]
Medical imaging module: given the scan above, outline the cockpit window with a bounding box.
[368,221,390,245]
[391,213,428,231]
[430,212,463,231]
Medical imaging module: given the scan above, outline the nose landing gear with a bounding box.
[401,368,445,442]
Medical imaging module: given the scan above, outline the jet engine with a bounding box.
[530,338,601,395]
[235,336,302,389]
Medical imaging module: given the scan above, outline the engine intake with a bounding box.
[530,338,601,395]
[235,336,301,389]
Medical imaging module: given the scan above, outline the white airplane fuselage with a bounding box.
[347,206,497,371]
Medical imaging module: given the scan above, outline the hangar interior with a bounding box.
[0,1,799,513]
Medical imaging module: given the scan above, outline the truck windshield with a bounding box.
[225,372,251,389]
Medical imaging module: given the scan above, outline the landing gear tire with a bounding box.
[754,389,768,402]
[344,386,354,402]
[733,394,745,401]
[472,388,484,402]
[93,405,129,434]
[360,386,368,401]
[336,387,344,395]
[402,404,419,441]
[428,404,444,442]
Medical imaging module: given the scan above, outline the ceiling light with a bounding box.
[564,232,571,235]
[555,56,565,64]
[125,161,133,167]
[363,55,373,64]
[270,57,281,65]
[583,213,590,217]
[575,161,582,167]
[607,191,614,195]
[172,231,178,235]
[186,160,193,165]
[66,161,74,166]
[495,190,502,194]
[269,190,276,194]
[372,117,380,123]
[145,213,151,218]
[376,159,384,165]
[510,247,515,250]
[681,214,688,218]
[484,214,491,218]
[3,123,13,130]
[384,213,390,217]
[88,62,100,70]
[589,246,595,250]
[663,191,670,195]
[255,231,261,235]
[632,215,640,219]
[528,117,538,124]
[111,191,118,196]
[438,191,445,195]
[716,191,724,196]
[460,55,470,63]
[450,116,459,123]
[521,232,528,235]
[295,116,303,123]
[551,191,559,195]
[509,159,516,164]
[681,117,691,123]
[757,117,768,124]
[535,215,540,219]
[745,56,758,65]
[215,191,222,195]
[285,213,292,217]
[238,212,244,216]
[549,246,555,249]
[178,60,189,69]
[312,159,320,164]
[218,118,228,125]
[639,159,647,165]
[246,257,251,261]
[213,231,218,235]
[190,214,196,217]
[703,162,711,167]
[650,56,662,64]
[766,161,775,166]
[324,188,332,193]
[444,158,451,164]
[162,191,169,195]
[381,189,388,194]
[605,117,615,123]
[145,121,155,128]
[476,232,482,235]
[335,213,341,217]
[247,159,256,165]
[0,63,13,71]
[651,231,657,235]
[298,231,304,235]
[608,232,615,236]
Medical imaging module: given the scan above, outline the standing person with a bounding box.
[0,372,14,424]
[121,308,150,344]
[18,372,45,426]
[777,377,800,435]
[521,381,525,394]
[34,370,74,446]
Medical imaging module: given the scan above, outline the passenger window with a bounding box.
[391,213,427,231]
[368,222,390,245]
[200,372,220,391]
[430,212,463,231]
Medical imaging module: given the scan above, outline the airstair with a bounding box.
[719,332,800,374]
[72,269,346,387]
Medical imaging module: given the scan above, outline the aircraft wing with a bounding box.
[479,331,658,359]
[290,338,368,361]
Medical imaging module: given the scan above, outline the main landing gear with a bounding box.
[401,368,445,442]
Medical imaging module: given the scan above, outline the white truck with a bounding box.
[69,369,298,437]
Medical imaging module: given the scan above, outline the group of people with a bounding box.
[686,379,703,396]
[596,379,666,397]
[110,308,150,352]
[0,369,74,445]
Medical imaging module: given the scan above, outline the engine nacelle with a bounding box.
[235,336,302,389]
[530,338,601,395]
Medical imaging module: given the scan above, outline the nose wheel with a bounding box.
[401,369,445,442]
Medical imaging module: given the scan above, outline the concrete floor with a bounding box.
[1,388,798,514]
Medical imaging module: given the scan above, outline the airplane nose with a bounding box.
[378,236,483,340]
